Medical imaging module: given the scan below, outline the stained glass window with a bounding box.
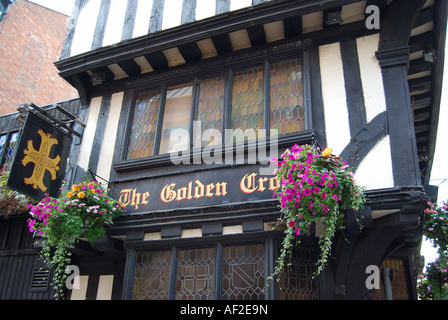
[133,250,171,300]
[195,77,225,147]
[2,132,18,170]
[0,134,7,164]
[278,247,317,300]
[125,57,307,160]
[231,67,264,134]
[127,90,161,160]
[175,248,216,300]
[270,58,305,136]
[222,244,265,300]
[159,84,193,154]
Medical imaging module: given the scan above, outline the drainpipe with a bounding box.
[382,268,393,300]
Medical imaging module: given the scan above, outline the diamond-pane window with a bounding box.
[127,90,161,160]
[222,244,265,300]
[231,67,264,133]
[278,247,317,300]
[133,250,171,300]
[270,58,305,136]
[195,77,225,147]
[176,248,216,300]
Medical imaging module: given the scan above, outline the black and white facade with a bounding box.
[8,0,444,300]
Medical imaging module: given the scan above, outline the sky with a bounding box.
[29,0,447,264]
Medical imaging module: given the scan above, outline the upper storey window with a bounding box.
[125,56,307,160]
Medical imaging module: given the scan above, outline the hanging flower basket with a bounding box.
[27,180,126,299]
[270,144,366,278]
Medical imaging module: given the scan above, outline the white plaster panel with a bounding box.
[354,135,394,190]
[162,0,183,30]
[319,42,351,155]
[77,96,102,171]
[97,92,124,182]
[133,0,153,38]
[102,0,128,47]
[356,34,387,122]
[70,0,101,56]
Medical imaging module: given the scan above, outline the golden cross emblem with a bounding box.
[21,129,61,192]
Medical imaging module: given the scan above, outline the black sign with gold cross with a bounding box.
[7,112,72,201]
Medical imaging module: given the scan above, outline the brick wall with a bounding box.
[0,0,78,115]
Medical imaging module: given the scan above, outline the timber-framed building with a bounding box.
[0,0,446,300]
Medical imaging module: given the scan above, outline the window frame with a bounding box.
[115,44,312,168]
[127,237,318,300]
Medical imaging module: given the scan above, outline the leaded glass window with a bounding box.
[231,67,264,132]
[195,76,225,147]
[0,134,7,165]
[2,132,19,170]
[133,250,171,300]
[175,248,216,300]
[278,247,317,300]
[270,58,305,135]
[222,244,265,300]
[124,55,307,160]
[159,84,193,154]
[127,90,161,160]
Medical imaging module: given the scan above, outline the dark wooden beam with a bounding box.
[408,76,432,94]
[144,51,169,70]
[409,31,434,54]
[283,16,302,38]
[178,42,203,63]
[117,59,141,77]
[408,57,433,76]
[246,25,266,47]
[211,34,233,55]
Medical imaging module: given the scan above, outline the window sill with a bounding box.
[113,129,316,173]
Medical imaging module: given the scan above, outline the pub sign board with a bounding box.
[7,112,72,201]
[112,165,280,214]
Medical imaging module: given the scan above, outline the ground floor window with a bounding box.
[132,242,316,300]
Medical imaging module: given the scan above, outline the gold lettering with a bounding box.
[215,182,227,196]
[161,183,177,203]
[187,181,193,200]
[141,192,150,205]
[131,189,141,210]
[269,176,280,191]
[118,189,133,207]
[258,177,268,192]
[194,180,204,199]
[205,183,214,197]
[240,173,258,193]
[177,187,187,201]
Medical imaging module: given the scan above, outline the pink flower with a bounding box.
[332,195,340,201]
[294,227,301,236]
[309,201,314,210]
[303,188,311,196]
[323,205,329,214]
[288,220,295,228]
[321,192,327,200]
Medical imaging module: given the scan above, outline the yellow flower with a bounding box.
[77,191,85,199]
[67,191,74,198]
[322,147,332,157]
[72,184,79,192]
[89,182,95,187]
